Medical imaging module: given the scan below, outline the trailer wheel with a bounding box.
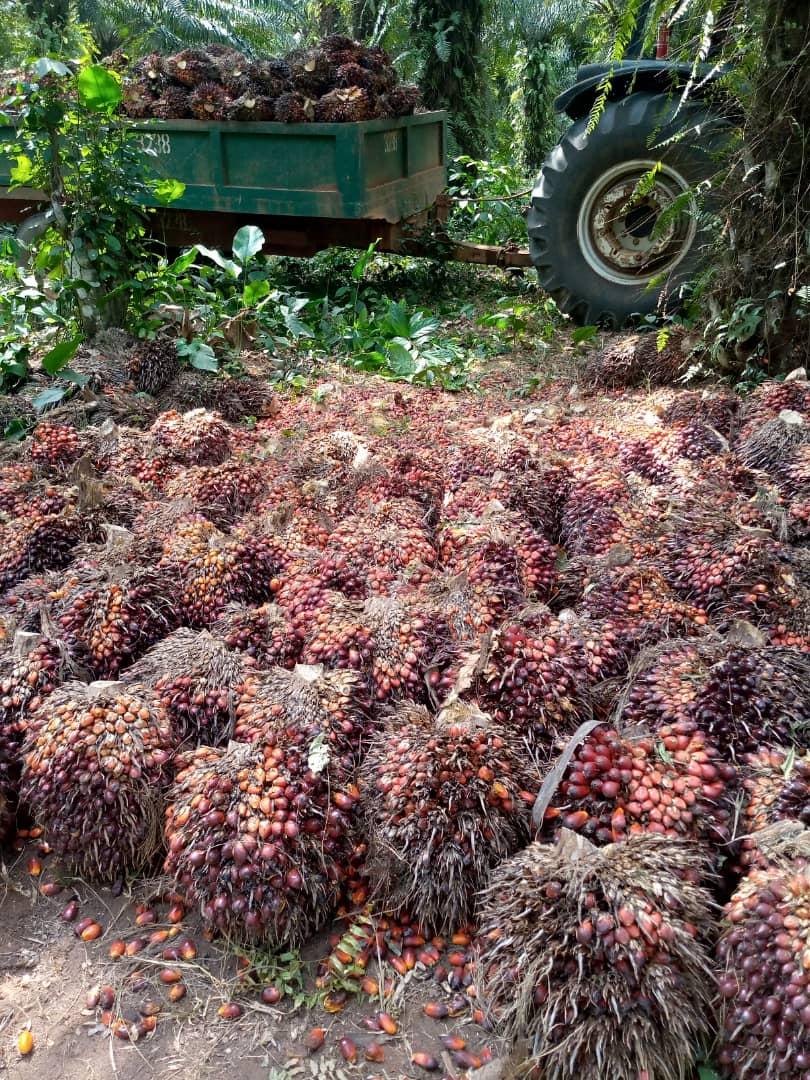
[527,92,722,327]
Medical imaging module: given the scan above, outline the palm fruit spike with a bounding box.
[696,646,810,759]
[29,421,81,469]
[234,665,371,778]
[288,47,335,97]
[362,700,536,934]
[716,823,810,1078]
[189,81,231,121]
[123,629,248,746]
[381,83,420,117]
[476,830,715,1080]
[163,732,359,945]
[149,408,232,465]
[542,721,736,847]
[212,602,301,668]
[736,409,810,474]
[127,338,178,394]
[474,612,591,750]
[21,680,175,882]
[164,48,218,87]
[56,561,179,677]
[618,640,713,729]
[0,507,84,593]
[736,748,810,869]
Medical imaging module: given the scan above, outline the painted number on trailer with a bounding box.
[384,132,398,153]
[139,133,172,155]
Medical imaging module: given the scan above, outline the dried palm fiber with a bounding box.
[21,680,175,881]
[156,369,277,421]
[475,830,715,1080]
[438,507,559,602]
[164,703,360,943]
[149,408,233,465]
[541,719,736,848]
[716,822,810,1079]
[471,608,591,751]
[212,602,301,668]
[736,748,810,869]
[362,700,536,934]
[234,664,372,777]
[318,496,436,598]
[55,539,179,676]
[123,629,249,746]
[301,592,453,705]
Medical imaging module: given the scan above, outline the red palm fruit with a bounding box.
[737,748,810,868]
[212,602,302,668]
[0,506,85,592]
[164,461,268,527]
[21,681,175,882]
[619,641,711,729]
[29,422,81,469]
[150,408,233,465]
[543,721,736,848]
[716,824,810,1079]
[477,831,714,1080]
[361,700,536,934]
[123,629,247,746]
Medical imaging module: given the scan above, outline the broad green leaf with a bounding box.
[32,58,70,79]
[386,341,416,376]
[243,278,270,306]
[2,418,28,442]
[32,385,68,411]
[59,367,91,387]
[10,155,34,184]
[152,177,186,205]
[180,341,219,371]
[166,248,198,275]
[77,65,122,112]
[232,225,265,265]
[195,244,240,278]
[41,335,81,375]
[698,1067,721,1080]
[572,324,598,344]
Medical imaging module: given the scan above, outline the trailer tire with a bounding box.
[527,91,723,327]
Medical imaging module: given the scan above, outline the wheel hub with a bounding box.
[577,160,697,285]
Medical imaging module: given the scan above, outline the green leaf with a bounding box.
[77,65,122,112]
[177,340,219,372]
[152,177,186,205]
[195,245,241,278]
[243,278,270,306]
[41,335,81,375]
[59,367,90,387]
[32,58,70,79]
[10,155,34,184]
[32,385,68,411]
[232,225,265,265]
[2,418,28,442]
[698,1067,721,1080]
[572,324,598,344]
[166,248,198,275]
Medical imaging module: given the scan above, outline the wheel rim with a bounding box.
[576,159,697,286]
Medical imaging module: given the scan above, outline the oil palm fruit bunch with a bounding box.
[29,421,81,469]
[234,665,371,777]
[288,47,335,97]
[695,646,810,759]
[381,84,420,117]
[130,51,165,86]
[737,748,810,869]
[716,823,810,1078]
[127,338,179,394]
[124,629,248,746]
[164,461,268,526]
[164,49,219,87]
[122,79,156,118]
[150,408,232,465]
[274,91,312,123]
[1,506,84,593]
[736,377,810,437]
[213,602,301,668]
[474,612,591,749]
[249,57,291,96]
[476,830,715,1080]
[321,34,363,66]
[164,727,359,945]
[434,540,526,635]
[56,562,178,677]
[314,87,378,123]
[618,640,713,729]
[334,62,377,90]
[661,388,739,434]
[542,720,736,847]
[362,700,536,933]
[189,81,231,121]
[227,94,276,122]
[0,464,35,514]
[21,680,175,881]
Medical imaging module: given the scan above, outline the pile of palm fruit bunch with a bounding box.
[3,340,810,1077]
[118,35,420,124]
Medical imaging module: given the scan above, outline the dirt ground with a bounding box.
[0,845,505,1080]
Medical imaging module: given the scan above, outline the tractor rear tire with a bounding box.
[527,91,723,327]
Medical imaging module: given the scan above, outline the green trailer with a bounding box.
[0,112,530,266]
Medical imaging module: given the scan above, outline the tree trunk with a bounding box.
[412,0,486,158]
